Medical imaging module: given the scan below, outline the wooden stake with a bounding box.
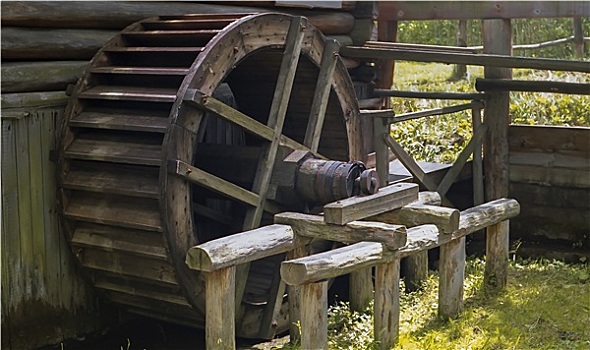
[300,281,328,350]
[205,267,236,350]
[438,237,465,319]
[374,259,400,349]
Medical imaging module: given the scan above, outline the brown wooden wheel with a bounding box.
[58,13,362,338]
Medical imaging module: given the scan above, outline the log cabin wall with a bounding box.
[0,1,374,349]
[508,125,590,258]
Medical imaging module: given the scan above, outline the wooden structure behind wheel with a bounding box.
[57,13,364,338]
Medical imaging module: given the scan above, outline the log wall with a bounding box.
[509,125,590,253]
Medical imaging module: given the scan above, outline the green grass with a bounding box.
[298,257,589,350]
[389,62,590,163]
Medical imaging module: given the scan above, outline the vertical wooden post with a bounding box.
[206,267,236,350]
[573,17,585,59]
[401,253,428,292]
[349,269,373,312]
[451,20,468,80]
[471,106,485,241]
[373,116,390,188]
[374,259,400,350]
[286,236,310,344]
[482,19,511,291]
[300,281,328,350]
[438,237,465,319]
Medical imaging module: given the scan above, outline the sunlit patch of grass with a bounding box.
[287,257,589,350]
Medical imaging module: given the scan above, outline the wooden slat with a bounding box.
[508,125,590,154]
[383,134,439,191]
[304,38,339,152]
[71,223,167,261]
[64,192,162,232]
[78,86,177,102]
[123,29,220,37]
[91,66,189,75]
[95,280,190,306]
[65,134,162,165]
[103,46,204,52]
[141,19,236,30]
[70,109,169,133]
[323,183,419,225]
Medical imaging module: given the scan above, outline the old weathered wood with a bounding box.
[383,134,439,191]
[373,89,485,101]
[349,269,374,312]
[396,203,460,234]
[304,38,339,153]
[391,101,481,123]
[300,281,328,350]
[274,212,407,250]
[472,107,484,206]
[573,17,585,59]
[368,191,442,222]
[281,198,520,285]
[373,114,391,187]
[284,234,312,344]
[475,78,590,95]
[482,19,511,291]
[323,183,419,225]
[1,91,69,112]
[1,1,355,34]
[1,27,118,60]
[341,46,590,73]
[438,237,465,319]
[378,1,590,21]
[205,266,236,350]
[1,61,87,93]
[185,224,294,272]
[366,40,477,54]
[451,20,468,80]
[402,252,429,292]
[374,259,400,350]
[508,125,590,155]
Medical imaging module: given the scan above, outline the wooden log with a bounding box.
[397,203,459,234]
[374,259,400,350]
[1,91,69,112]
[205,266,236,350]
[185,224,294,272]
[274,212,407,250]
[285,235,312,344]
[300,281,328,350]
[438,237,465,319]
[1,27,118,60]
[323,183,419,225]
[281,198,519,285]
[475,78,590,95]
[368,191,442,222]
[1,61,87,93]
[1,1,355,35]
[482,19,511,291]
[373,113,391,188]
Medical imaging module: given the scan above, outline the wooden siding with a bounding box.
[1,102,102,350]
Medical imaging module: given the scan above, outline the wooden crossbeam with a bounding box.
[383,134,439,191]
[304,38,339,152]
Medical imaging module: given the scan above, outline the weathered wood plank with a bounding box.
[300,281,328,350]
[508,124,590,154]
[70,109,169,133]
[1,61,87,93]
[274,212,407,250]
[382,203,460,234]
[484,220,510,290]
[472,107,484,206]
[438,237,465,319]
[185,224,294,272]
[476,78,590,95]
[373,114,392,188]
[1,91,68,111]
[323,183,419,225]
[205,267,236,350]
[383,134,439,191]
[281,198,520,285]
[374,259,400,350]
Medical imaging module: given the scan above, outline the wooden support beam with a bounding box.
[304,38,339,153]
[274,212,407,251]
[383,134,439,191]
[284,235,312,344]
[323,183,419,225]
[1,61,87,93]
[482,19,511,291]
[475,78,590,95]
[300,281,328,350]
[373,89,485,101]
[391,101,482,123]
[372,113,392,188]
[281,198,520,285]
[185,224,294,272]
[573,17,585,59]
[340,46,590,73]
[374,259,400,350]
[436,123,487,197]
[438,237,465,319]
[472,108,484,207]
[205,266,236,350]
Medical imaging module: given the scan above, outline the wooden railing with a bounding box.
[186,183,520,349]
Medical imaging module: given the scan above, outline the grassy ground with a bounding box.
[316,258,590,350]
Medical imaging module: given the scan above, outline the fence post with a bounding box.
[286,236,310,344]
[451,20,468,80]
[482,18,511,291]
[300,281,328,350]
[438,237,465,319]
[205,267,236,350]
[374,259,401,350]
[573,17,585,59]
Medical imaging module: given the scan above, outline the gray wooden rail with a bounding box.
[186,182,519,349]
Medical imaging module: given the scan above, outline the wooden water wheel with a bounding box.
[57,13,363,338]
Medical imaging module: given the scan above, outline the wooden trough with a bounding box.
[57,13,365,338]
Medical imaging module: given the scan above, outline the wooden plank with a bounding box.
[91,66,189,75]
[65,134,162,166]
[70,109,169,133]
[367,191,443,222]
[304,38,339,153]
[275,212,407,250]
[64,192,162,232]
[323,183,419,225]
[205,267,236,350]
[383,134,439,191]
[508,124,590,154]
[94,280,190,307]
[374,259,400,350]
[437,123,487,197]
[438,237,465,319]
[78,86,177,103]
[299,281,328,350]
[340,46,590,73]
[185,224,294,272]
[476,78,590,95]
[1,91,68,111]
[392,102,481,123]
[373,115,391,187]
[378,1,590,21]
[395,203,460,234]
[281,198,520,285]
[573,17,585,59]
[472,108,484,206]
[374,89,485,101]
[510,165,590,188]
[184,89,324,158]
[1,61,87,93]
